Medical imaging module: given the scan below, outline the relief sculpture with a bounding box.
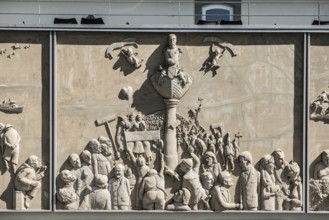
[54,33,302,212]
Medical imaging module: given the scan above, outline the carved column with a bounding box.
[164,99,179,170]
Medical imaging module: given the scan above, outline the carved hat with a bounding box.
[94,175,108,188]
[238,151,252,164]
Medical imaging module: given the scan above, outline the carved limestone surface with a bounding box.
[310,150,329,211]
[0,98,24,114]
[201,37,237,76]
[14,155,47,209]
[0,123,21,173]
[55,33,302,213]
[310,90,329,121]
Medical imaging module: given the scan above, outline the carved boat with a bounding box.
[0,100,23,114]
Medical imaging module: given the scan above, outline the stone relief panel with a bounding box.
[0,31,50,210]
[56,32,304,212]
[309,34,329,211]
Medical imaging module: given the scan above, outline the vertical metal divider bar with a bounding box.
[304,32,310,213]
[50,30,57,211]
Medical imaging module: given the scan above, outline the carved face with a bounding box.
[80,151,91,165]
[222,173,233,187]
[69,155,81,168]
[204,155,213,166]
[168,34,177,48]
[115,165,124,179]
[238,156,249,172]
[29,157,42,170]
[273,152,285,168]
[265,161,275,174]
[201,175,214,190]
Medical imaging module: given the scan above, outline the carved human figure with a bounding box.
[135,113,152,165]
[68,153,83,195]
[57,170,79,210]
[139,151,166,210]
[158,33,188,86]
[199,172,214,210]
[0,123,21,172]
[116,115,131,152]
[79,150,94,193]
[80,174,111,210]
[285,162,303,211]
[260,154,281,211]
[271,149,290,210]
[222,133,239,171]
[166,188,191,211]
[127,147,149,209]
[14,155,47,208]
[89,139,112,177]
[98,136,115,168]
[180,146,205,210]
[210,170,240,211]
[314,150,329,181]
[120,47,143,68]
[125,167,136,190]
[310,90,329,119]
[201,151,221,181]
[237,151,260,211]
[108,163,131,210]
[201,44,224,73]
[207,134,217,154]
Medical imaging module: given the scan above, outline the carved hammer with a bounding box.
[95,114,120,160]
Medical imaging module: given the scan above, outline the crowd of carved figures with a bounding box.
[0,34,307,211]
[56,109,303,211]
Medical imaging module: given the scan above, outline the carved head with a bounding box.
[114,163,125,179]
[219,170,233,187]
[204,151,217,166]
[60,169,76,184]
[200,172,214,190]
[125,167,133,177]
[223,133,231,144]
[238,151,252,172]
[80,150,92,165]
[136,155,146,167]
[27,155,42,170]
[272,149,285,168]
[88,139,102,154]
[136,113,143,122]
[94,174,108,188]
[173,188,191,205]
[127,47,134,56]
[180,158,193,173]
[261,154,275,174]
[168,33,177,48]
[286,161,300,183]
[129,112,136,122]
[69,153,81,169]
[322,150,329,167]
